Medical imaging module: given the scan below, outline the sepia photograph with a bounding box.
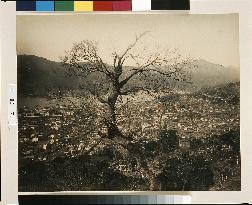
[17,14,240,191]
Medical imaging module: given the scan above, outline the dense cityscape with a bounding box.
[19,82,240,191]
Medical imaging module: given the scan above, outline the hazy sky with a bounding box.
[17,14,239,68]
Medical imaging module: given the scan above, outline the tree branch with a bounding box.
[62,40,114,80]
[119,55,160,87]
[117,31,149,67]
[87,88,108,104]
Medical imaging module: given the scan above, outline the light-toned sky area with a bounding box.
[17,14,239,68]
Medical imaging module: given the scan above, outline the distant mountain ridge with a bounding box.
[17,55,240,97]
[191,59,239,89]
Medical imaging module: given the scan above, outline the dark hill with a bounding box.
[18,55,240,97]
[17,55,78,97]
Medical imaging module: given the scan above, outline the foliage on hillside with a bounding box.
[19,82,240,191]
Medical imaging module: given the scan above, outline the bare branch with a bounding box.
[117,31,149,67]
[119,54,160,87]
[87,88,108,104]
[119,48,194,88]
[62,40,113,79]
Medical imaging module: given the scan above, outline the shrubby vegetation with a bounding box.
[19,125,240,191]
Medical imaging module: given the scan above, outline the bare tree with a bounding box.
[61,32,194,140]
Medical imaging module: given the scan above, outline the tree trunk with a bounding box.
[106,104,122,139]
[106,86,123,139]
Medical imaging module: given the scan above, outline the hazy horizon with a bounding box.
[17,14,240,69]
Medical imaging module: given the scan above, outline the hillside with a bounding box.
[17,55,240,97]
[18,80,240,191]
[190,59,239,89]
[17,55,78,97]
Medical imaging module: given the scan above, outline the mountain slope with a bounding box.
[190,59,239,89]
[17,55,240,97]
[17,55,78,97]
